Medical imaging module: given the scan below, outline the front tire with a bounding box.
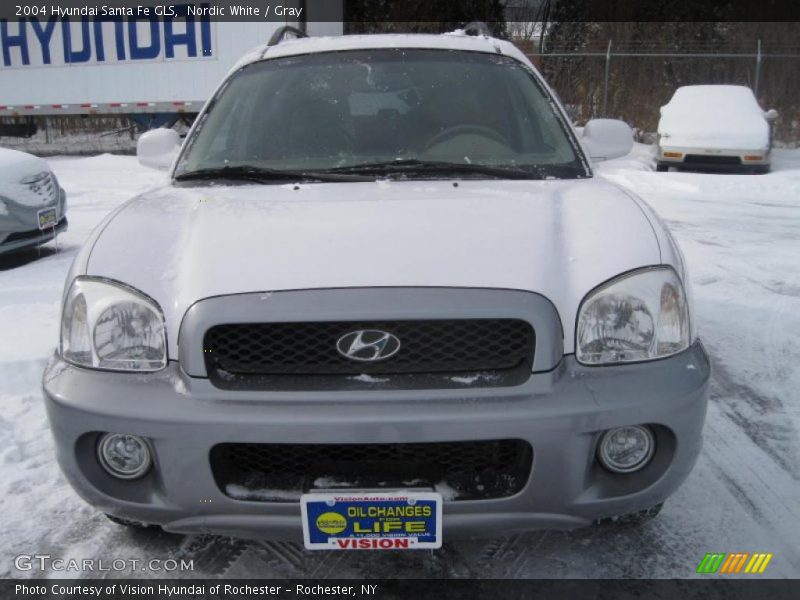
[655,163,669,172]
[595,503,663,526]
[105,513,160,530]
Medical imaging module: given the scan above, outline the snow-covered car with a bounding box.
[43,28,710,545]
[656,85,777,173]
[0,148,67,255]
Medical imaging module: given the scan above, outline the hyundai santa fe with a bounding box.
[43,27,710,548]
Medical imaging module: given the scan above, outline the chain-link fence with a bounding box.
[531,42,800,144]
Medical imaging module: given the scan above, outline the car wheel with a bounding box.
[655,163,669,172]
[594,503,663,526]
[105,513,160,530]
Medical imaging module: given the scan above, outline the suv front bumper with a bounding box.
[43,342,710,540]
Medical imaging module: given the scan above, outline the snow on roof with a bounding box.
[667,85,761,108]
[229,32,532,75]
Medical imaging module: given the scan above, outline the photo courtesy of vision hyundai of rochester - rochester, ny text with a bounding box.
[42,25,710,550]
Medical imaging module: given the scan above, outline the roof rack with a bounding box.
[463,22,492,37]
[268,25,308,47]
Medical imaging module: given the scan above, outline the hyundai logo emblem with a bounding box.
[336,330,401,362]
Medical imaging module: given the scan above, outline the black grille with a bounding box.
[204,319,534,377]
[684,154,741,166]
[210,440,533,502]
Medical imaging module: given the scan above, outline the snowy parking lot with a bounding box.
[1,147,798,578]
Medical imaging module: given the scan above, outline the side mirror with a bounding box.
[581,118,634,161]
[137,128,181,170]
[765,109,778,122]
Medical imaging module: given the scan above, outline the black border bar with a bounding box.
[1,0,800,23]
[6,579,800,600]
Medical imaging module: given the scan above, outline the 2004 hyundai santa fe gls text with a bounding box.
[43,26,710,548]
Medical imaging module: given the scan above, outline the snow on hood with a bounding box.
[658,85,769,150]
[85,179,662,355]
[0,148,58,209]
[0,147,50,185]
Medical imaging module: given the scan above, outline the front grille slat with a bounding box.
[204,319,534,378]
[210,440,533,502]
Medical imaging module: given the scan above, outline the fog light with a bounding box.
[597,426,655,474]
[662,151,683,159]
[97,433,152,479]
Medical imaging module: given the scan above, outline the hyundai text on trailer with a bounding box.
[43,26,710,548]
[0,16,341,129]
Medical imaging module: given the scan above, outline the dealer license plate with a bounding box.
[301,491,442,550]
[37,207,57,230]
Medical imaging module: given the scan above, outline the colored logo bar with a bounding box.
[696,553,773,574]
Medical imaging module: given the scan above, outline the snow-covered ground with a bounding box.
[1,148,798,579]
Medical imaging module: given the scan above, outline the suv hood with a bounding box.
[86,179,662,355]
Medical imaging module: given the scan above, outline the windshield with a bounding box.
[175,49,587,180]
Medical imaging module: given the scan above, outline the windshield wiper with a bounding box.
[174,165,370,183]
[325,159,549,179]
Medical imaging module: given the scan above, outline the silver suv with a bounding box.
[44,29,709,548]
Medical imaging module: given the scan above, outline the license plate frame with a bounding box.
[37,207,58,230]
[301,491,442,550]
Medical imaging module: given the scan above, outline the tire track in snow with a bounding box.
[708,357,800,481]
[171,535,249,577]
[702,392,800,574]
[471,533,528,577]
[257,540,307,573]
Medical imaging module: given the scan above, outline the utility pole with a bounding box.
[602,39,612,116]
[754,39,762,97]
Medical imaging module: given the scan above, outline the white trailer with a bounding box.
[0,19,342,118]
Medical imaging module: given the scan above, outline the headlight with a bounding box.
[576,267,690,365]
[20,171,50,185]
[61,278,167,371]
